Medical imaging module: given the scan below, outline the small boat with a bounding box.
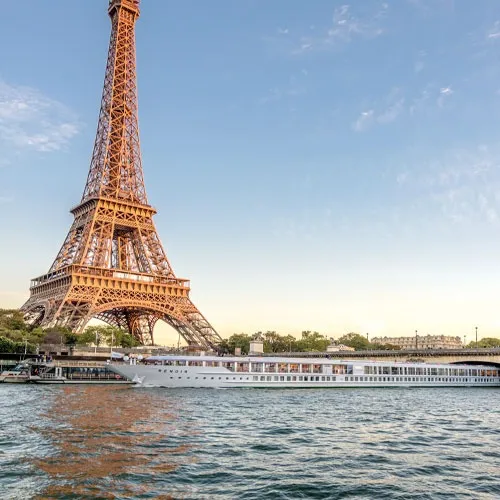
[0,360,133,385]
[108,354,500,389]
[0,362,34,383]
[32,363,132,384]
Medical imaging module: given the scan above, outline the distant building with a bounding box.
[327,344,355,352]
[371,335,463,350]
[249,339,264,355]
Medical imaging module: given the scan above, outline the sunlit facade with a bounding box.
[371,335,463,350]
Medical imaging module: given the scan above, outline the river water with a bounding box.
[0,385,499,499]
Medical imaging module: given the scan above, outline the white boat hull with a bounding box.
[109,357,500,389]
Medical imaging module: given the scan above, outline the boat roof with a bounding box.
[144,355,493,369]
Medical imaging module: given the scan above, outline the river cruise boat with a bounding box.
[109,355,500,388]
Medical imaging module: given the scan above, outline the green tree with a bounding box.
[0,336,16,353]
[467,337,500,348]
[77,325,140,348]
[296,331,329,352]
[78,326,106,346]
[370,342,401,351]
[42,327,73,344]
[0,309,26,332]
[263,331,290,353]
[118,333,141,348]
[337,332,371,351]
[64,332,79,346]
[223,333,252,354]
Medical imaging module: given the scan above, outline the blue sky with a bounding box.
[1,0,500,345]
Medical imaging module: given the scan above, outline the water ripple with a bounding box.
[0,386,499,499]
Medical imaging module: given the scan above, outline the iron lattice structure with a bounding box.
[21,0,223,349]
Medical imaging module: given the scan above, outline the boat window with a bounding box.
[237,363,249,372]
[290,363,299,373]
[265,363,276,373]
[313,364,322,374]
[301,364,311,373]
[278,363,287,373]
[253,363,263,373]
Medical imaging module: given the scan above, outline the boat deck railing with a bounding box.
[38,372,125,381]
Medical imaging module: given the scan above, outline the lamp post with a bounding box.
[475,326,478,348]
[415,330,418,350]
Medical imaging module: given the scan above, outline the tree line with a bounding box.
[219,331,404,354]
[2,308,500,354]
[219,331,500,354]
[0,309,140,353]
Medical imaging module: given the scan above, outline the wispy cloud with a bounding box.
[378,97,405,124]
[397,145,500,225]
[353,84,455,131]
[293,4,387,55]
[264,4,387,57]
[352,110,374,132]
[487,21,500,40]
[0,80,81,153]
[437,86,454,107]
[352,88,405,131]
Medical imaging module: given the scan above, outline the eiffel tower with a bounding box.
[21,0,223,350]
